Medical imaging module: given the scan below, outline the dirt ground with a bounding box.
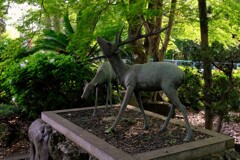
[0,107,239,158]
[178,111,240,144]
[0,115,31,159]
[59,106,211,154]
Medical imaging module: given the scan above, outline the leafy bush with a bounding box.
[178,66,203,111]
[211,70,240,115]
[0,104,20,119]
[1,51,93,119]
[178,66,240,115]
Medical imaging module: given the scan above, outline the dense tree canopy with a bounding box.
[1,0,239,57]
[0,0,239,129]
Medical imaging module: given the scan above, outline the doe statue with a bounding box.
[97,26,193,141]
[81,61,120,116]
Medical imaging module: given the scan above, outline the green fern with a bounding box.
[33,12,74,55]
[63,12,75,35]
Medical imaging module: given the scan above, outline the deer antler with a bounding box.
[115,26,125,44]
[116,25,169,47]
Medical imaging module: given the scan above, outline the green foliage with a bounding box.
[0,103,20,118]
[1,0,239,125]
[208,42,240,73]
[0,36,35,104]
[211,70,240,114]
[63,12,75,35]
[0,37,28,62]
[208,0,240,45]
[33,12,75,55]
[178,66,240,115]
[173,39,200,60]
[34,29,70,54]
[178,66,203,111]
[1,51,93,118]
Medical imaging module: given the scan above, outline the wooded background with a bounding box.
[0,0,239,131]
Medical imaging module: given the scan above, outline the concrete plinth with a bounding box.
[41,105,234,160]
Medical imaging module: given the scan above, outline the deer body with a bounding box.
[124,63,184,91]
[97,27,193,141]
[81,62,120,116]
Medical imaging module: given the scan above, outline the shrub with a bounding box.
[178,66,240,117]
[178,66,203,111]
[211,70,240,116]
[0,104,20,119]
[1,51,93,119]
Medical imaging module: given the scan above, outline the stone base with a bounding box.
[48,130,93,160]
[41,105,235,160]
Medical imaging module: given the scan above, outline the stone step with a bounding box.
[4,153,29,160]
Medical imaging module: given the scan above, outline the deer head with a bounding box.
[97,25,169,58]
[81,80,95,99]
[97,38,119,58]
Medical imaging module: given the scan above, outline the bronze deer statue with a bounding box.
[81,61,120,116]
[97,26,193,141]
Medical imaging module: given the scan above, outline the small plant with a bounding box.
[143,135,152,141]
[104,127,115,136]
[0,104,20,119]
[0,123,8,146]
[120,117,136,125]
[166,139,177,145]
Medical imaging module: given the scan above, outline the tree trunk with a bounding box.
[127,0,147,64]
[128,26,147,64]
[147,0,163,62]
[141,0,163,62]
[158,0,177,61]
[198,0,214,130]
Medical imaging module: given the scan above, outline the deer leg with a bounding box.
[160,104,176,132]
[109,82,113,107]
[163,87,192,141]
[105,84,109,108]
[116,80,121,103]
[92,87,99,117]
[134,91,149,129]
[105,86,134,133]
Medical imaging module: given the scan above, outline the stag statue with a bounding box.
[97,26,193,141]
[81,61,120,116]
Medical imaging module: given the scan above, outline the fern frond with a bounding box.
[63,12,75,35]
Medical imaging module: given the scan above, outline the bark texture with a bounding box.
[198,0,214,130]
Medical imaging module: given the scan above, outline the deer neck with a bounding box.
[108,53,130,83]
[89,70,105,87]
[89,78,98,87]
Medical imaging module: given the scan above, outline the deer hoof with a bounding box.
[160,127,167,132]
[143,125,149,130]
[183,130,193,142]
[183,135,191,142]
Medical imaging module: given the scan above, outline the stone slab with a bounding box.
[41,105,234,160]
[4,153,29,160]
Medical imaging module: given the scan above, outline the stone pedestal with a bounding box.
[28,119,95,160]
[41,105,237,160]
